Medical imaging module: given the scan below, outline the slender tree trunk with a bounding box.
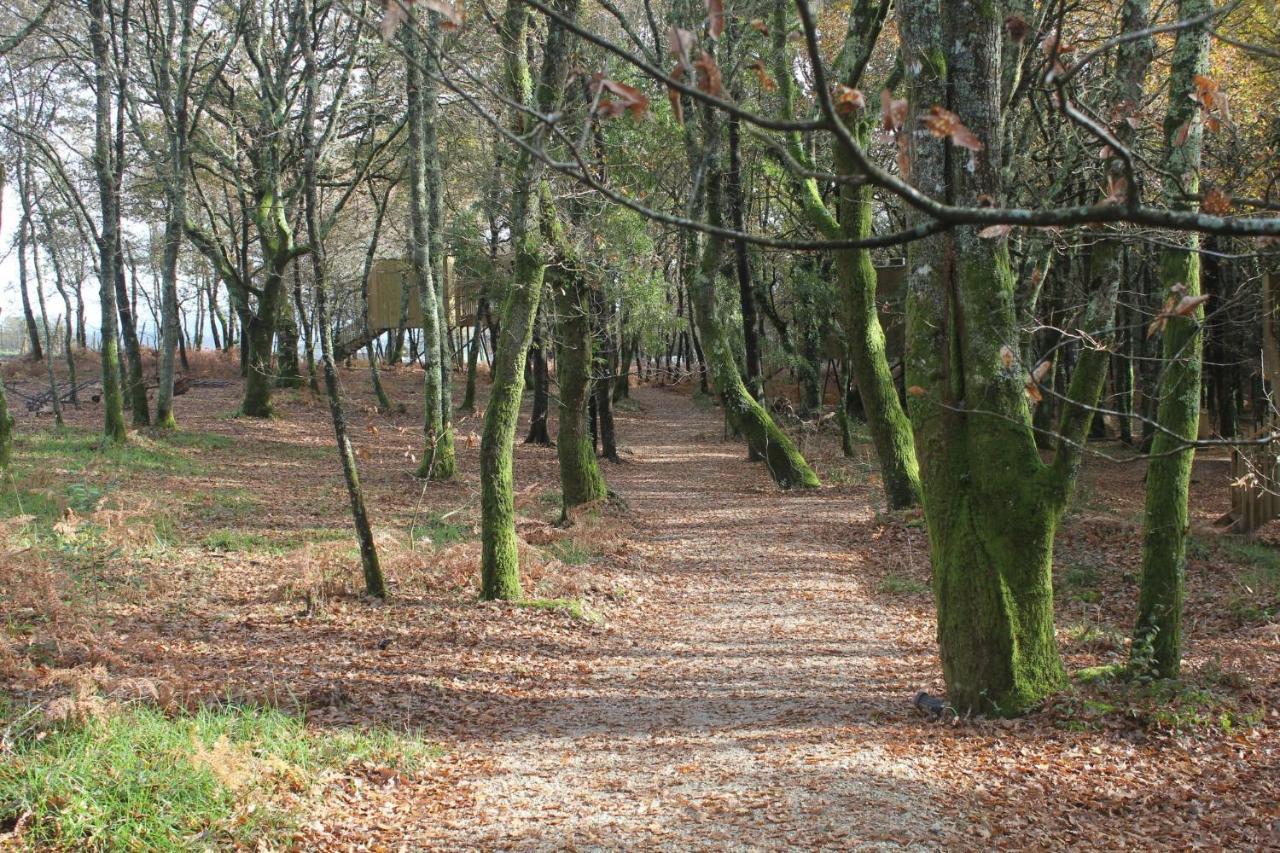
[299,2,385,598]
[89,0,127,443]
[0,164,11,453]
[275,293,304,389]
[16,208,43,363]
[116,248,150,424]
[1134,0,1211,679]
[480,0,578,600]
[773,0,918,507]
[690,108,817,489]
[726,111,762,400]
[460,297,487,411]
[361,181,395,413]
[292,263,319,392]
[590,288,619,460]
[524,316,552,445]
[406,17,455,480]
[29,217,64,427]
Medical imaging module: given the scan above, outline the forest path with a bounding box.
[402,386,956,849]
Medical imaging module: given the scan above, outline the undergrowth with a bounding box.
[0,699,437,850]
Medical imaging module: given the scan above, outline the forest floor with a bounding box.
[2,353,1279,849]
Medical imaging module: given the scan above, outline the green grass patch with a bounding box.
[0,700,437,850]
[1058,559,1102,603]
[1052,671,1263,734]
[546,539,593,566]
[149,430,234,452]
[875,573,929,596]
[515,597,602,624]
[188,488,262,525]
[201,527,353,555]
[1219,538,1280,623]
[409,513,471,549]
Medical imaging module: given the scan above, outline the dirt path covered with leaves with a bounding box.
[379,385,955,848]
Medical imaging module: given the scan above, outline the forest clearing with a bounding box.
[1,357,1278,847]
[2,0,1280,846]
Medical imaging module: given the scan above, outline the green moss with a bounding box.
[514,597,602,624]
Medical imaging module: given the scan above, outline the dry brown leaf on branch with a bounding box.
[668,66,685,125]
[668,25,696,62]
[380,0,407,39]
[881,89,907,132]
[978,223,1014,239]
[750,59,777,92]
[922,106,983,151]
[1004,14,1030,44]
[833,84,865,114]
[424,0,464,29]
[1173,293,1210,317]
[705,0,724,39]
[380,0,463,37]
[590,74,650,119]
[693,51,722,96]
[1025,360,1051,402]
[1201,186,1233,215]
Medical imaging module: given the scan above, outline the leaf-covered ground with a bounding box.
[2,355,1277,849]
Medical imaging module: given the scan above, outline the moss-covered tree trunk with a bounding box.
[424,17,456,478]
[479,0,578,600]
[835,153,921,508]
[773,0,917,507]
[555,269,607,516]
[1134,0,1211,678]
[405,18,455,480]
[895,0,1113,714]
[690,111,818,490]
[0,369,12,470]
[88,0,127,443]
[460,297,487,412]
[590,288,619,461]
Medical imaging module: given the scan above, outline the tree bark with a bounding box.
[88,0,127,443]
[1134,0,1211,679]
[406,16,455,479]
[479,0,578,600]
[554,265,607,516]
[299,0,385,598]
[894,0,1113,714]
